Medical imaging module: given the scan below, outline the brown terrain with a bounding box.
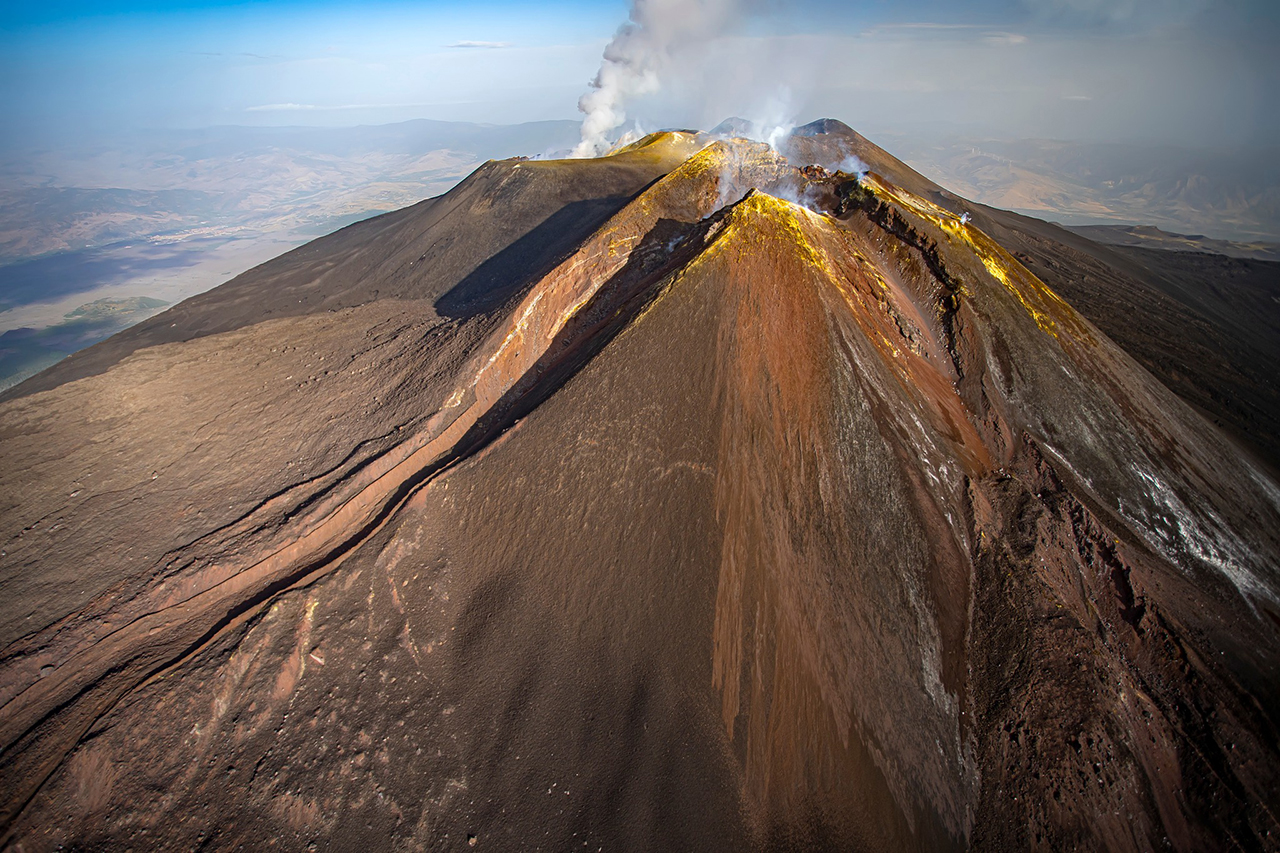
[0,120,1278,851]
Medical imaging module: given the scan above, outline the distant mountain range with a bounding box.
[877,134,1280,243]
[1065,224,1280,261]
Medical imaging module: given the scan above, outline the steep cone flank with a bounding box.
[2,126,1279,851]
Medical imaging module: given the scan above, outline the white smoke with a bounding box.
[833,153,869,176]
[611,120,653,152]
[572,0,750,158]
[742,89,797,153]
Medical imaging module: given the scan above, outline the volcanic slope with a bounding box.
[1,123,1279,852]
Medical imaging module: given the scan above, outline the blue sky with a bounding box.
[2,0,1277,147]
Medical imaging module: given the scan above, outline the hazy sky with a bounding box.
[2,0,1277,148]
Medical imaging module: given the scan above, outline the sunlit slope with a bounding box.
[1,129,1278,851]
[785,120,1280,474]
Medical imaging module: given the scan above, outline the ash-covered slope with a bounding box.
[1,123,1279,852]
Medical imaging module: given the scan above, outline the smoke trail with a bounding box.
[572,0,747,158]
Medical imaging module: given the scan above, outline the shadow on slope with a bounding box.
[0,159,658,402]
[435,196,638,320]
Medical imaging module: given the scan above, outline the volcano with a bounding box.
[1,121,1278,851]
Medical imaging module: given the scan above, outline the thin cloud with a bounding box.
[870,23,981,30]
[245,103,432,112]
[1019,0,1212,25]
[984,32,1029,46]
[246,103,320,111]
[860,23,997,41]
[1062,94,1093,100]
[448,40,513,49]
[189,51,283,60]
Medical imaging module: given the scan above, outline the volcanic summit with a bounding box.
[1,121,1278,851]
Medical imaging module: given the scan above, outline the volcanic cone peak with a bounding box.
[1,121,1279,850]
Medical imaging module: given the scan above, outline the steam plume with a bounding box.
[572,0,746,158]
